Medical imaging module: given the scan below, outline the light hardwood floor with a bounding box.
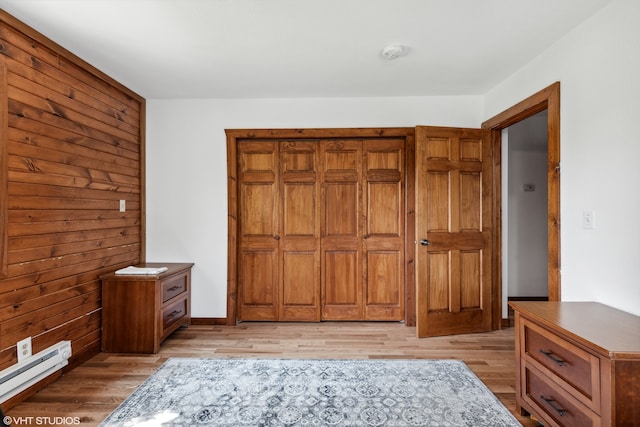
[6,323,538,426]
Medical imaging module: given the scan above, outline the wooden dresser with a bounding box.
[510,301,640,427]
[101,263,193,353]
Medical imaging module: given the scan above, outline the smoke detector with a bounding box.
[381,44,405,60]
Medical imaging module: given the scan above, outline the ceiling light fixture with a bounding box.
[381,44,405,60]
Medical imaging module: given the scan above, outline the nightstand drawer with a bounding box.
[161,274,188,302]
[162,297,188,330]
[523,364,599,427]
[523,318,599,406]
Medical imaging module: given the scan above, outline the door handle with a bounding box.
[420,239,431,246]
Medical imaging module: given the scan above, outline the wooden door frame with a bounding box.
[226,127,415,326]
[482,82,561,330]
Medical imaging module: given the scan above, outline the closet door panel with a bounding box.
[367,182,401,235]
[279,141,320,321]
[321,140,363,320]
[238,250,278,320]
[322,250,361,320]
[281,250,319,320]
[283,183,316,236]
[241,183,276,236]
[324,183,358,236]
[237,141,279,320]
[362,139,404,320]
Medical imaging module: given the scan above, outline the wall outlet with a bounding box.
[17,337,32,362]
[119,199,126,212]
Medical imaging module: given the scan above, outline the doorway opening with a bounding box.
[502,111,550,326]
[482,82,561,330]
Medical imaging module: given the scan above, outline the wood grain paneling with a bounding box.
[0,10,144,407]
[1,57,8,279]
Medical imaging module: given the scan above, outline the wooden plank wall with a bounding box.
[0,9,145,380]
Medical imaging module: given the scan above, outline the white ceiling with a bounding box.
[1,0,613,99]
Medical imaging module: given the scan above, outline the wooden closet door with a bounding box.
[237,141,279,320]
[321,140,363,320]
[362,139,405,320]
[237,136,406,323]
[279,141,321,321]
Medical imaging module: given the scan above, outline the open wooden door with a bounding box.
[416,126,492,337]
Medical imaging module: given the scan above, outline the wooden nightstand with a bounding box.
[101,263,194,353]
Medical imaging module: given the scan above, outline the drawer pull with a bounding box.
[539,349,565,366]
[540,395,567,417]
[167,286,182,291]
[167,310,182,318]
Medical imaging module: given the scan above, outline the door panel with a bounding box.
[460,172,481,230]
[426,172,449,231]
[237,141,279,320]
[324,183,358,235]
[241,184,276,235]
[367,182,401,235]
[416,127,492,337]
[460,250,481,309]
[321,140,363,320]
[283,183,316,236]
[279,141,320,321]
[322,250,361,319]
[362,139,404,320]
[281,250,319,320]
[427,251,450,311]
[365,250,402,319]
[240,251,276,303]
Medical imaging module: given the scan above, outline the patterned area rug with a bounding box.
[101,358,521,426]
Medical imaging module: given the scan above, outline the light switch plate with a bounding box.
[583,210,595,229]
[119,199,126,212]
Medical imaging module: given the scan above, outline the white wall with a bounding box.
[146,96,483,317]
[507,151,548,296]
[506,149,548,297]
[485,0,640,316]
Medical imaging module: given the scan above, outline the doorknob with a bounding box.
[420,239,431,246]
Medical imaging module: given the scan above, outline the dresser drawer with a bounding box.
[523,364,600,427]
[522,318,600,409]
[161,274,188,302]
[162,297,188,331]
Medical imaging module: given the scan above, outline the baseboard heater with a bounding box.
[0,341,72,403]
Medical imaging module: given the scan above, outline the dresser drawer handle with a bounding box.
[540,395,567,417]
[167,286,182,291]
[167,310,182,319]
[539,349,565,366]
